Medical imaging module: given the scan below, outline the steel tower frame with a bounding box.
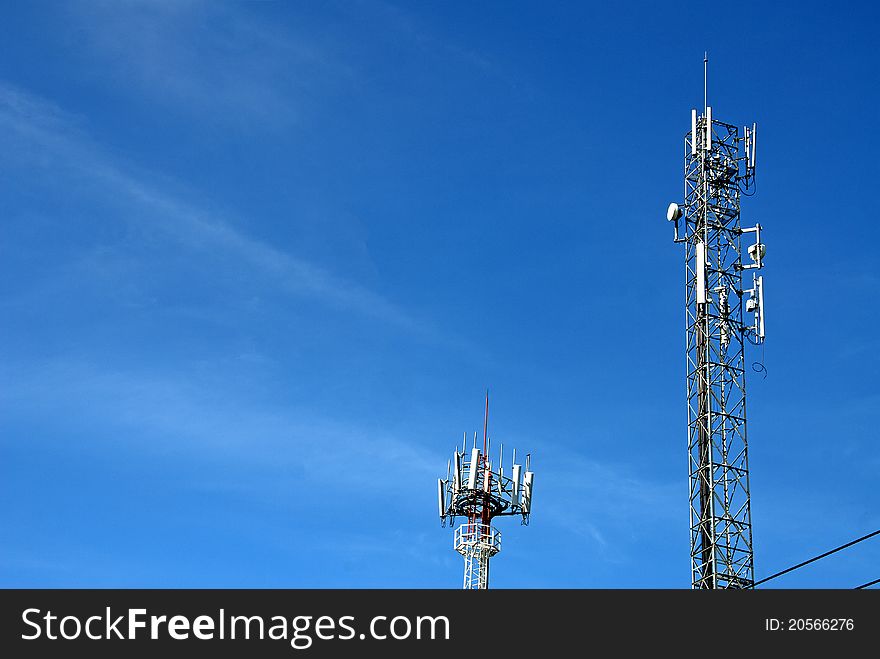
[669,102,765,589]
[438,395,534,589]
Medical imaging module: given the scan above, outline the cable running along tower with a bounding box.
[437,394,534,589]
[666,56,767,589]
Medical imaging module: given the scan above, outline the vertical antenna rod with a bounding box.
[483,389,489,456]
[704,51,708,113]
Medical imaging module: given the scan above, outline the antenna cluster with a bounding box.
[438,437,534,526]
[667,105,765,345]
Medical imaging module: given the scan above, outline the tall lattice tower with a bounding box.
[437,394,534,589]
[666,57,766,589]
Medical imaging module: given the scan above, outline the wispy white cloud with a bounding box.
[59,0,517,133]
[2,351,678,557]
[0,81,432,333]
[2,358,441,498]
[534,442,680,554]
[61,0,353,129]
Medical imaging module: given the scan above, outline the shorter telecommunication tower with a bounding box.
[437,394,535,589]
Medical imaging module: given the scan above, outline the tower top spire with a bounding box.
[703,51,709,113]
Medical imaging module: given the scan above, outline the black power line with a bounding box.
[753,529,880,587]
[854,577,880,590]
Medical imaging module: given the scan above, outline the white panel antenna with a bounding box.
[757,275,765,339]
[744,126,751,169]
[467,448,480,490]
[696,241,707,304]
[437,478,446,518]
[511,464,522,506]
[751,123,757,168]
[705,106,712,150]
[522,471,534,514]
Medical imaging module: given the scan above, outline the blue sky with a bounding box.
[1,1,877,588]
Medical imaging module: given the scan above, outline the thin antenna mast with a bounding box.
[483,390,489,455]
[703,51,708,113]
